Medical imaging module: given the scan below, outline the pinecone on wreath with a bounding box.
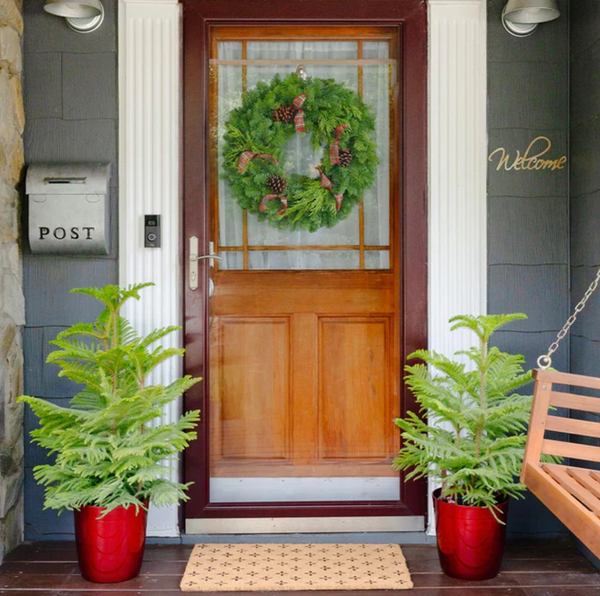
[338,148,353,168]
[266,174,288,194]
[272,105,297,124]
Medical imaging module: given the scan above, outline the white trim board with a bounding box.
[118,0,182,537]
[118,0,488,537]
[427,0,488,535]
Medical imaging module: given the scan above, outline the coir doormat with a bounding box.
[180,543,413,591]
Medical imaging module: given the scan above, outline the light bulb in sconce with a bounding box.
[43,0,104,33]
[502,0,560,37]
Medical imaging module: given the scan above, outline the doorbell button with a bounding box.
[144,214,161,248]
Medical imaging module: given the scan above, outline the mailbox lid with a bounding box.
[26,163,111,196]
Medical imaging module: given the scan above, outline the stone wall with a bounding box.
[0,0,24,561]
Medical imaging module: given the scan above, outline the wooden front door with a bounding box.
[184,0,427,525]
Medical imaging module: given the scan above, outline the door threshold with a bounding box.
[179,530,433,545]
[185,516,424,535]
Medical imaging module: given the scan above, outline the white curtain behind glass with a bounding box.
[217,41,391,270]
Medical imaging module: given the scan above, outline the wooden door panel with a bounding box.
[211,312,398,478]
[211,272,395,315]
[318,317,394,461]
[214,317,291,461]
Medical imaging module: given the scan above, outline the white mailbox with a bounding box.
[26,163,111,255]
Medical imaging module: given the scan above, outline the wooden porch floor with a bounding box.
[0,539,597,595]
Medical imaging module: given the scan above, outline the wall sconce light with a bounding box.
[43,0,104,33]
[502,0,560,38]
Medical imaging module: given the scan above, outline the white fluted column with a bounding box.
[118,0,182,537]
[427,0,487,534]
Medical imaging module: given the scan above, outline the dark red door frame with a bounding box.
[182,0,428,523]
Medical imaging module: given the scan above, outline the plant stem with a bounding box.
[474,335,487,459]
[112,308,118,349]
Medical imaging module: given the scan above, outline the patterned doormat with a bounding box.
[180,543,413,592]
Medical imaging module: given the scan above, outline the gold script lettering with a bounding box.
[488,136,567,172]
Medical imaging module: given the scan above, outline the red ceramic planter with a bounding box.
[74,503,148,583]
[434,488,509,581]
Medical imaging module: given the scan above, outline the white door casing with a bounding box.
[118,0,487,537]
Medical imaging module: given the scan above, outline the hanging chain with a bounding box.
[537,266,600,369]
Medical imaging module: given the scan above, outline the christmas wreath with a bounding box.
[222,73,378,232]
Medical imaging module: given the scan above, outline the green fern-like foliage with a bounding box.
[394,313,539,512]
[18,283,201,515]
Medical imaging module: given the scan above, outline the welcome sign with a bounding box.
[488,136,567,172]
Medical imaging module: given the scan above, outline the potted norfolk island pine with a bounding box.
[19,284,200,584]
[394,314,550,581]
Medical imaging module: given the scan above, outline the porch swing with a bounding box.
[522,266,600,558]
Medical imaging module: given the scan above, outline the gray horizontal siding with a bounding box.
[571,192,600,267]
[488,265,569,332]
[488,62,567,131]
[22,52,61,119]
[24,119,118,175]
[571,0,600,567]
[491,330,569,375]
[62,53,117,120]
[571,267,600,341]
[571,38,600,130]
[23,257,117,327]
[23,327,84,399]
[488,0,569,539]
[22,0,118,540]
[570,0,600,59]
[24,397,70,468]
[570,118,600,198]
[24,470,75,540]
[488,197,568,266]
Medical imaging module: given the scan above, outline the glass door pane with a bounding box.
[215,38,394,271]
[209,28,400,504]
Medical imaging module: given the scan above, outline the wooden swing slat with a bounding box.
[567,467,600,500]
[541,464,600,516]
[550,392,600,415]
[522,369,600,560]
[541,439,600,463]
[546,415,600,440]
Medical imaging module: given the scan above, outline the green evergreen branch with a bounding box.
[18,284,201,516]
[222,72,378,231]
[394,313,545,516]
